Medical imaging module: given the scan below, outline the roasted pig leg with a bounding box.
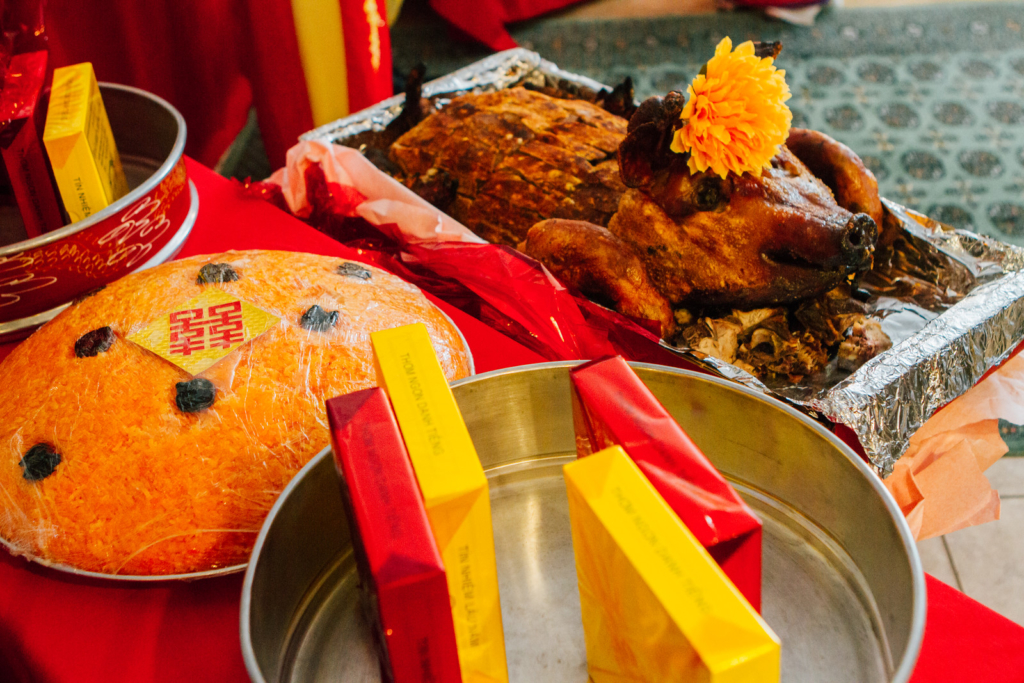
[520,218,676,338]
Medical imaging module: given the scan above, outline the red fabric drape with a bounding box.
[340,0,394,112]
[240,0,318,169]
[910,575,1024,683]
[1,161,1024,682]
[46,0,392,170]
[47,0,273,167]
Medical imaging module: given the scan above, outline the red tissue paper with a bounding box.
[258,140,698,370]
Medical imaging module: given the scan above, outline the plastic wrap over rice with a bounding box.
[0,250,471,576]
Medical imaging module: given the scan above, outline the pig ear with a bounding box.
[597,77,637,120]
[753,41,783,59]
[620,92,689,188]
[626,93,685,133]
[627,95,666,133]
[381,63,428,146]
[618,122,661,188]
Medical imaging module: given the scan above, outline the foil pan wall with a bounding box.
[303,48,1024,476]
[675,199,1024,474]
[301,49,610,147]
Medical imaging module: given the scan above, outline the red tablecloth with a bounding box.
[1,159,1023,682]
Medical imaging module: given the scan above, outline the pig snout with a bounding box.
[763,208,878,274]
[840,213,877,268]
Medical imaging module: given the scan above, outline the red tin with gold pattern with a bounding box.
[0,84,197,342]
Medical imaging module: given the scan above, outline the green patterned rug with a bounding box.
[391,2,1024,244]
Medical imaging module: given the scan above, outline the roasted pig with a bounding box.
[389,87,879,308]
[385,83,889,377]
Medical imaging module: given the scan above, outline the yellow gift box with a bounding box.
[43,62,129,223]
[564,445,780,683]
[372,323,509,683]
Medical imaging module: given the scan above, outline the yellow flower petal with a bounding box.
[674,37,792,178]
[734,40,756,57]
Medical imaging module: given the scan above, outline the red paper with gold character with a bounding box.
[570,355,764,611]
[327,388,462,683]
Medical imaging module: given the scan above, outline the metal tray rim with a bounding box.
[240,360,926,683]
[0,179,200,343]
[242,442,333,682]
[0,83,188,258]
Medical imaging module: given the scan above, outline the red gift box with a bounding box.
[327,388,461,683]
[0,50,65,237]
[570,355,764,611]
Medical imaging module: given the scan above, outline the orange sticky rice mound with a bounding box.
[0,250,471,576]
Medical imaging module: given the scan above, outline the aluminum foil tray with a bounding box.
[302,48,1024,475]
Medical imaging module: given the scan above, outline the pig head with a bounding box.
[523,92,881,337]
[613,92,878,309]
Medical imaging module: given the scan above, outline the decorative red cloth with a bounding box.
[911,576,1024,683]
[48,0,276,168]
[46,0,392,169]
[0,159,1021,682]
[339,0,394,113]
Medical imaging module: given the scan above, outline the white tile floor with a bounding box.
[917,457,1024,626]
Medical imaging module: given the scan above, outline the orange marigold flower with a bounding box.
[671,37,793,178]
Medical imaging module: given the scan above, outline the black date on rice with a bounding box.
[20,444,61,481]
[175,378,217,412]
[197,263,239,284]
[74,327,115,358]
[300,305,339,332]
[337,262,372,280]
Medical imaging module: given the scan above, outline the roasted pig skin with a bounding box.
[391,87,880,314]
[389,87,628,247]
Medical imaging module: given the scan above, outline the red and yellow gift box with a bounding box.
[373,323,509,683]
[565,445,780,682]
[328,387,461,683]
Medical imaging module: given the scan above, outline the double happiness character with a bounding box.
[169,301,245,356]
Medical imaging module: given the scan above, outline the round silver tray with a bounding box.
[241,361,926,682]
